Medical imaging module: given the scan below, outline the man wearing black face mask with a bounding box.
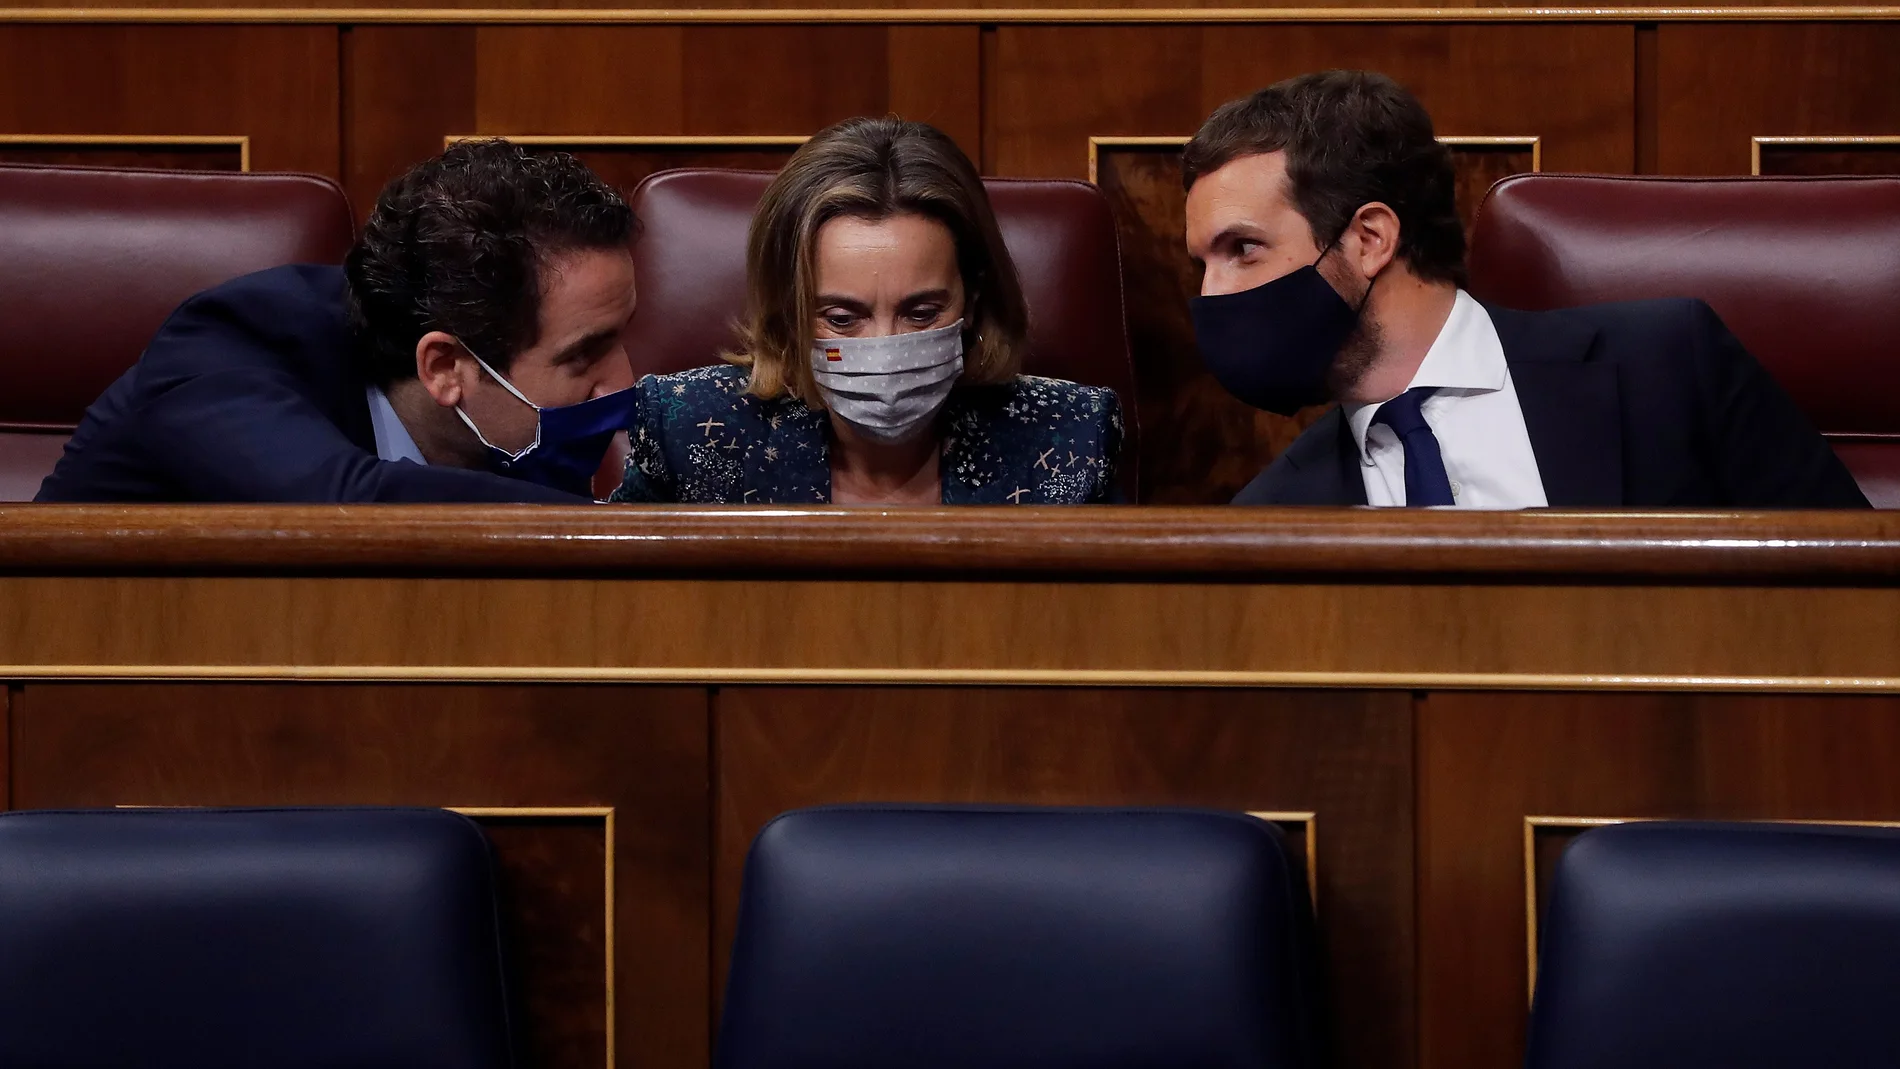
[38,139,637,503]
[1185,70,1869,509]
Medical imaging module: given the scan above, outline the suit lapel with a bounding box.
[1275,407,1369,506]
[1485,304,1624,508]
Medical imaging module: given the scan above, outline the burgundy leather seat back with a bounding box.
[0,164,355,500]
[1468,173,1900,507]
[627,168,1139,497]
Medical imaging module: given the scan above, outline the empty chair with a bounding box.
[0,806,518,1069]
[1467,174,1900,506]
[626,168,1141,498]
[1527,820,1900,1069]
[0,164,354,500]
[718,804,1319,1069]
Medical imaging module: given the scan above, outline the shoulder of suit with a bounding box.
[1489,296,1709,333]
[188,263,348,312]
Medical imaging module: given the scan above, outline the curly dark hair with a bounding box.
[344,139,637,386]
[1182,70,1466,287]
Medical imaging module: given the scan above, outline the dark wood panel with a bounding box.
[1417,691,1900,1069]
[345,25,980,223]
[0,26,338,175]
[1757,142,1900,176]
[343,25,477,224]
[714,686,1416,1069]
[479,813,612,1069]
[1657,24,1900,174]
[1,686,9,810]
[0,141,243,170]
[9,683,711,1069]
[994,24,1632,502]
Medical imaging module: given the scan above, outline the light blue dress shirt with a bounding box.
[365,386,427,465]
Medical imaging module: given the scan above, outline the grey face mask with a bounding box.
[809,320,965,444]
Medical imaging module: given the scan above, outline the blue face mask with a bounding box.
[454,348,634,499]
[1189,243,1372,417]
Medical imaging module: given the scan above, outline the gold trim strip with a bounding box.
[1086,135,1186,184]
[1247,810,1320,910]
[10,665,1900,690]
[1522,814,1900,1002]
[455,806,617,1069]
[446,134,810,149]
[4,6,1899,23]
[1438,134,1543,172]
[1751,134,1900,175]
[0,134,250,171]
[1088,133,1541,182]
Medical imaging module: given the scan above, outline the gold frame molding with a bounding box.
[1087,133,1540,183]
[4,7,1900,23]
[1522,814,1900,1002]
[1438,134,1543,172]
[1086,135,1186,183]
[444,134,809,152]
[14,665,1900,692]
[0,133,250,170]
[114,803,617,1069]
[1247,810,1320,909]
[1751,134,1900,175]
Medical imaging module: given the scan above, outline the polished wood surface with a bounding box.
[6,505,1900,578]
[0,25,338,174]
[1657,22,1900,174]
[6,510,1900,1069]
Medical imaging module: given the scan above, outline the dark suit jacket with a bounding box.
[1232,298,1871,508]
[36,264,582,503]
[610,364,1123,504]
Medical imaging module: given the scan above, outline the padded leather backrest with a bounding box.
[0,164,354,499]
[627,168,1140,496]
[0,807,518,1069]
[717,804,1319,1069]
[1468,173,1900,506]
[1527,820,1900,1069]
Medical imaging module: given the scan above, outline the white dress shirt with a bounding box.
[1343,290,1547,508]
[365,385,427,465]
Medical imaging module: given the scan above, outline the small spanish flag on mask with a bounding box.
[825,346,843,362]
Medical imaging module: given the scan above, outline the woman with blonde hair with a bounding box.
[612,117,1123,504]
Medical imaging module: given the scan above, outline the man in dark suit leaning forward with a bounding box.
[38,139,639,503]
[1183,70,1869,509]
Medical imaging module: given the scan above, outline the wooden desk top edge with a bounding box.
[2,504,1897,580]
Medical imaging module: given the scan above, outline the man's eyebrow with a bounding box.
[554,327,619,363]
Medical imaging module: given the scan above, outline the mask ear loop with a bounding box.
[452,340,544,462]
[1316,213,1380,317]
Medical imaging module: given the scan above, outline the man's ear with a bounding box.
[415,331,469,409]
[1343,202,1402,278]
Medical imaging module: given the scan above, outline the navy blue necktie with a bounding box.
[1370,386,1455,506]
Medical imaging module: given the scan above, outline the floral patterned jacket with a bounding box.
[609,364,1123,504]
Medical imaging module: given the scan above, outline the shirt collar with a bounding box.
[1343,289,1506,462]
[365,385,428,465]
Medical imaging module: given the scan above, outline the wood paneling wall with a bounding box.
[1,14,1896,500]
